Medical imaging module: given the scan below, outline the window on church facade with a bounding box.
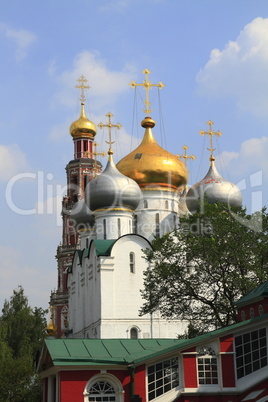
[147,357,179,401]
[197,346,218,385]
[134,215,138,234]
[165,200,168,209]
[129,252,135,273]
[130,327,138,339]
[117,218,121,237]
[103,219,107,239]
[235,328,267,379]
[144,200,148,208]
[155,213,160,238]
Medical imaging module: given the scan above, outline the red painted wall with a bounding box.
[59,370,99,401]
[182,348,198,388]
[134,364,146,401]
[220,334,235,387]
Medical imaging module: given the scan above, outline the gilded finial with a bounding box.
[75,75,90,103]
[129,69,165,116]
[199,120,222,165]
[177,145,196,167]
[98,112,122,158]
[46,305,57,337]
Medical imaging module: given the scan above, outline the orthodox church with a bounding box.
[37,71,268,402]
[48,71,241,341]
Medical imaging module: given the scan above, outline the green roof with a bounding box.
[93,239,117,256]
[235,281,268,307]
[45,338,182,366]
[45,315,268,367]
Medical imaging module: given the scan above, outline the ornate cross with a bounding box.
[199,120,222,161]
[129,69,165,115]
[84,142,106,159]
[177,145,196,167]
[98,112,122,152]
[75,75,90,103]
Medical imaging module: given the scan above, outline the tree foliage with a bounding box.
[140,203,268,333]
[0,287,47,402]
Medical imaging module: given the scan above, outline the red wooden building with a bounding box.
[38,282,268,402]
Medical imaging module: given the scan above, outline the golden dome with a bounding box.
[46,306,57,337]
[70,102,97,139]
[116,117,188,190]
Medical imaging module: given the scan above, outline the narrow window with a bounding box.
[155,213,160,238]
[130,327,138,339]
[174,214,177,229]
[103,219,106,240]
[129,252,135,273]
[144,200,148,208]
[197,346,218,385]
[117,218,121,237]
[86,238,89,248]
[134,215,138,234]
[165,200,168,209]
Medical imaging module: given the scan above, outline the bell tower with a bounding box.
[50,76,104,337]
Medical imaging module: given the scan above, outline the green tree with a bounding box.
[0,287,47,402]
[140,203,268,333]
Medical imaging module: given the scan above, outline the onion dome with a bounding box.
[86,150,142,212]
[186,157,242,213]
[70,102,96,139]
[116,117,188,190]
[46,306,57,337]
[68,199,95,229]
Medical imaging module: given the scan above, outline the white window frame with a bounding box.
[83,373,124,402]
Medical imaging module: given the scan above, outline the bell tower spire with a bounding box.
[50,76,104,338]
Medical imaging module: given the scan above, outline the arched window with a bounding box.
[197,346,218,385]
[134,215,138,234]
[155,213,160,238]
[86,238,89,248]
[165,200,169,209]
[130,327,138,339]
[129,252,135,273]
[117,218,121,237]
[144,200,148,208]
[103,219,107,240]
[84,374,124,402]
[88,381,115,401]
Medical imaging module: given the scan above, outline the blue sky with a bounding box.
[1,0,268,310]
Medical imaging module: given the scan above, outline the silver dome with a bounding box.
[186,160,242,213]
[86,153,142,212]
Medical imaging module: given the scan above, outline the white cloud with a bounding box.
[52,50,137,112]
[0,23,36,61]
[219,136,268,176]
[0,144,28,181]
[196,17,268,117]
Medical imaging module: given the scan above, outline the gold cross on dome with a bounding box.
[98,112,122,151]
[129,69,165,116]
[75,75,90,103]
[177,145,196,167]
[84,142,106,159]
[199,120,222,161]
